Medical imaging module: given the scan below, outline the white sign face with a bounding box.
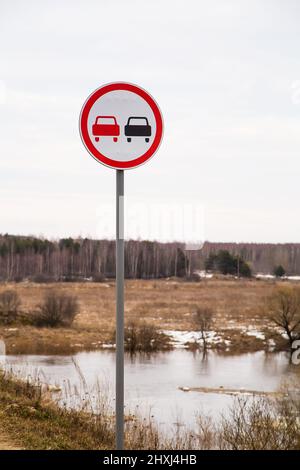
[79,83,163,170]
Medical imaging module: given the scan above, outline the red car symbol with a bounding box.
[92,116,120,142]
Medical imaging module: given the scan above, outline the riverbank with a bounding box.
[0,371,110,449]
[0,369,212,450]
[0,363,299,450]
[0,370,172,450]
[0,279,291,354]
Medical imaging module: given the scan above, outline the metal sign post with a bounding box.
[116,169,124,449]
[79,82,163,451]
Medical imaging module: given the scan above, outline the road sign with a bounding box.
[79,83,163,451]
[79,82,163,170]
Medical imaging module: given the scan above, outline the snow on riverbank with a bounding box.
[163,330,223,348]
[244,327,265,340]
[163,326,270,349]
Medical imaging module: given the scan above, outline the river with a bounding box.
[3,349,298,431]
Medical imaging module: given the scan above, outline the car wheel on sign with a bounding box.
[95,137,99,142]
[127,138,131,142]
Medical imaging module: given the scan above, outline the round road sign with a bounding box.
[79,82,163,170]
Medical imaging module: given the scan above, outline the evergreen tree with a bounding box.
[274,265,286,278]
[205,250,252,277]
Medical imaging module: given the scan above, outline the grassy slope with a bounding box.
[0,374,114,450]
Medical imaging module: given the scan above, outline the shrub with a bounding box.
[92,273,106,283]
[34,291,79,327]
[32,273,55,283]
[220,393,300,450]
[123,321,170,353]
[59,275,86,283]
[184,273,201,282]
[0,290,21,324]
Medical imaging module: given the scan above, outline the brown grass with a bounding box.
[0,278,293,354]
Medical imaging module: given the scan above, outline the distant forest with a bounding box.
[0,234,299,281]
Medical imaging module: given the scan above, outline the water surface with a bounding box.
[5,350,297,429]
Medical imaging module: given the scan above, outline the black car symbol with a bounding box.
[124,117,152,143]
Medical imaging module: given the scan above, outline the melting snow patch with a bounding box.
[255,273,275,280]
[163,330,222,348]
[194,270,214,279]
[256,273,300,281]
[267,338,276,351]
[245,327,265,340]
[274,327,289,339]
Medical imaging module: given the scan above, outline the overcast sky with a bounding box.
[0,0,300,243]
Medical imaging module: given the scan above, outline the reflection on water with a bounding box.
[4,350,297,429]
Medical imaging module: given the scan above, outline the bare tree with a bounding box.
[269,287,300,347]
[193,307,213,353]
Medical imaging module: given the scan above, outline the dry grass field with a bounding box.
[0,278,292,354]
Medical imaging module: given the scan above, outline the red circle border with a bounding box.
[79,82,163,170]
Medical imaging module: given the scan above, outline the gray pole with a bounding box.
[116,169,124,450]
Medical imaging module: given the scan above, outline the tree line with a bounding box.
[0,234,298,281]
[198,242,300,275]
[0,234,188,281]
